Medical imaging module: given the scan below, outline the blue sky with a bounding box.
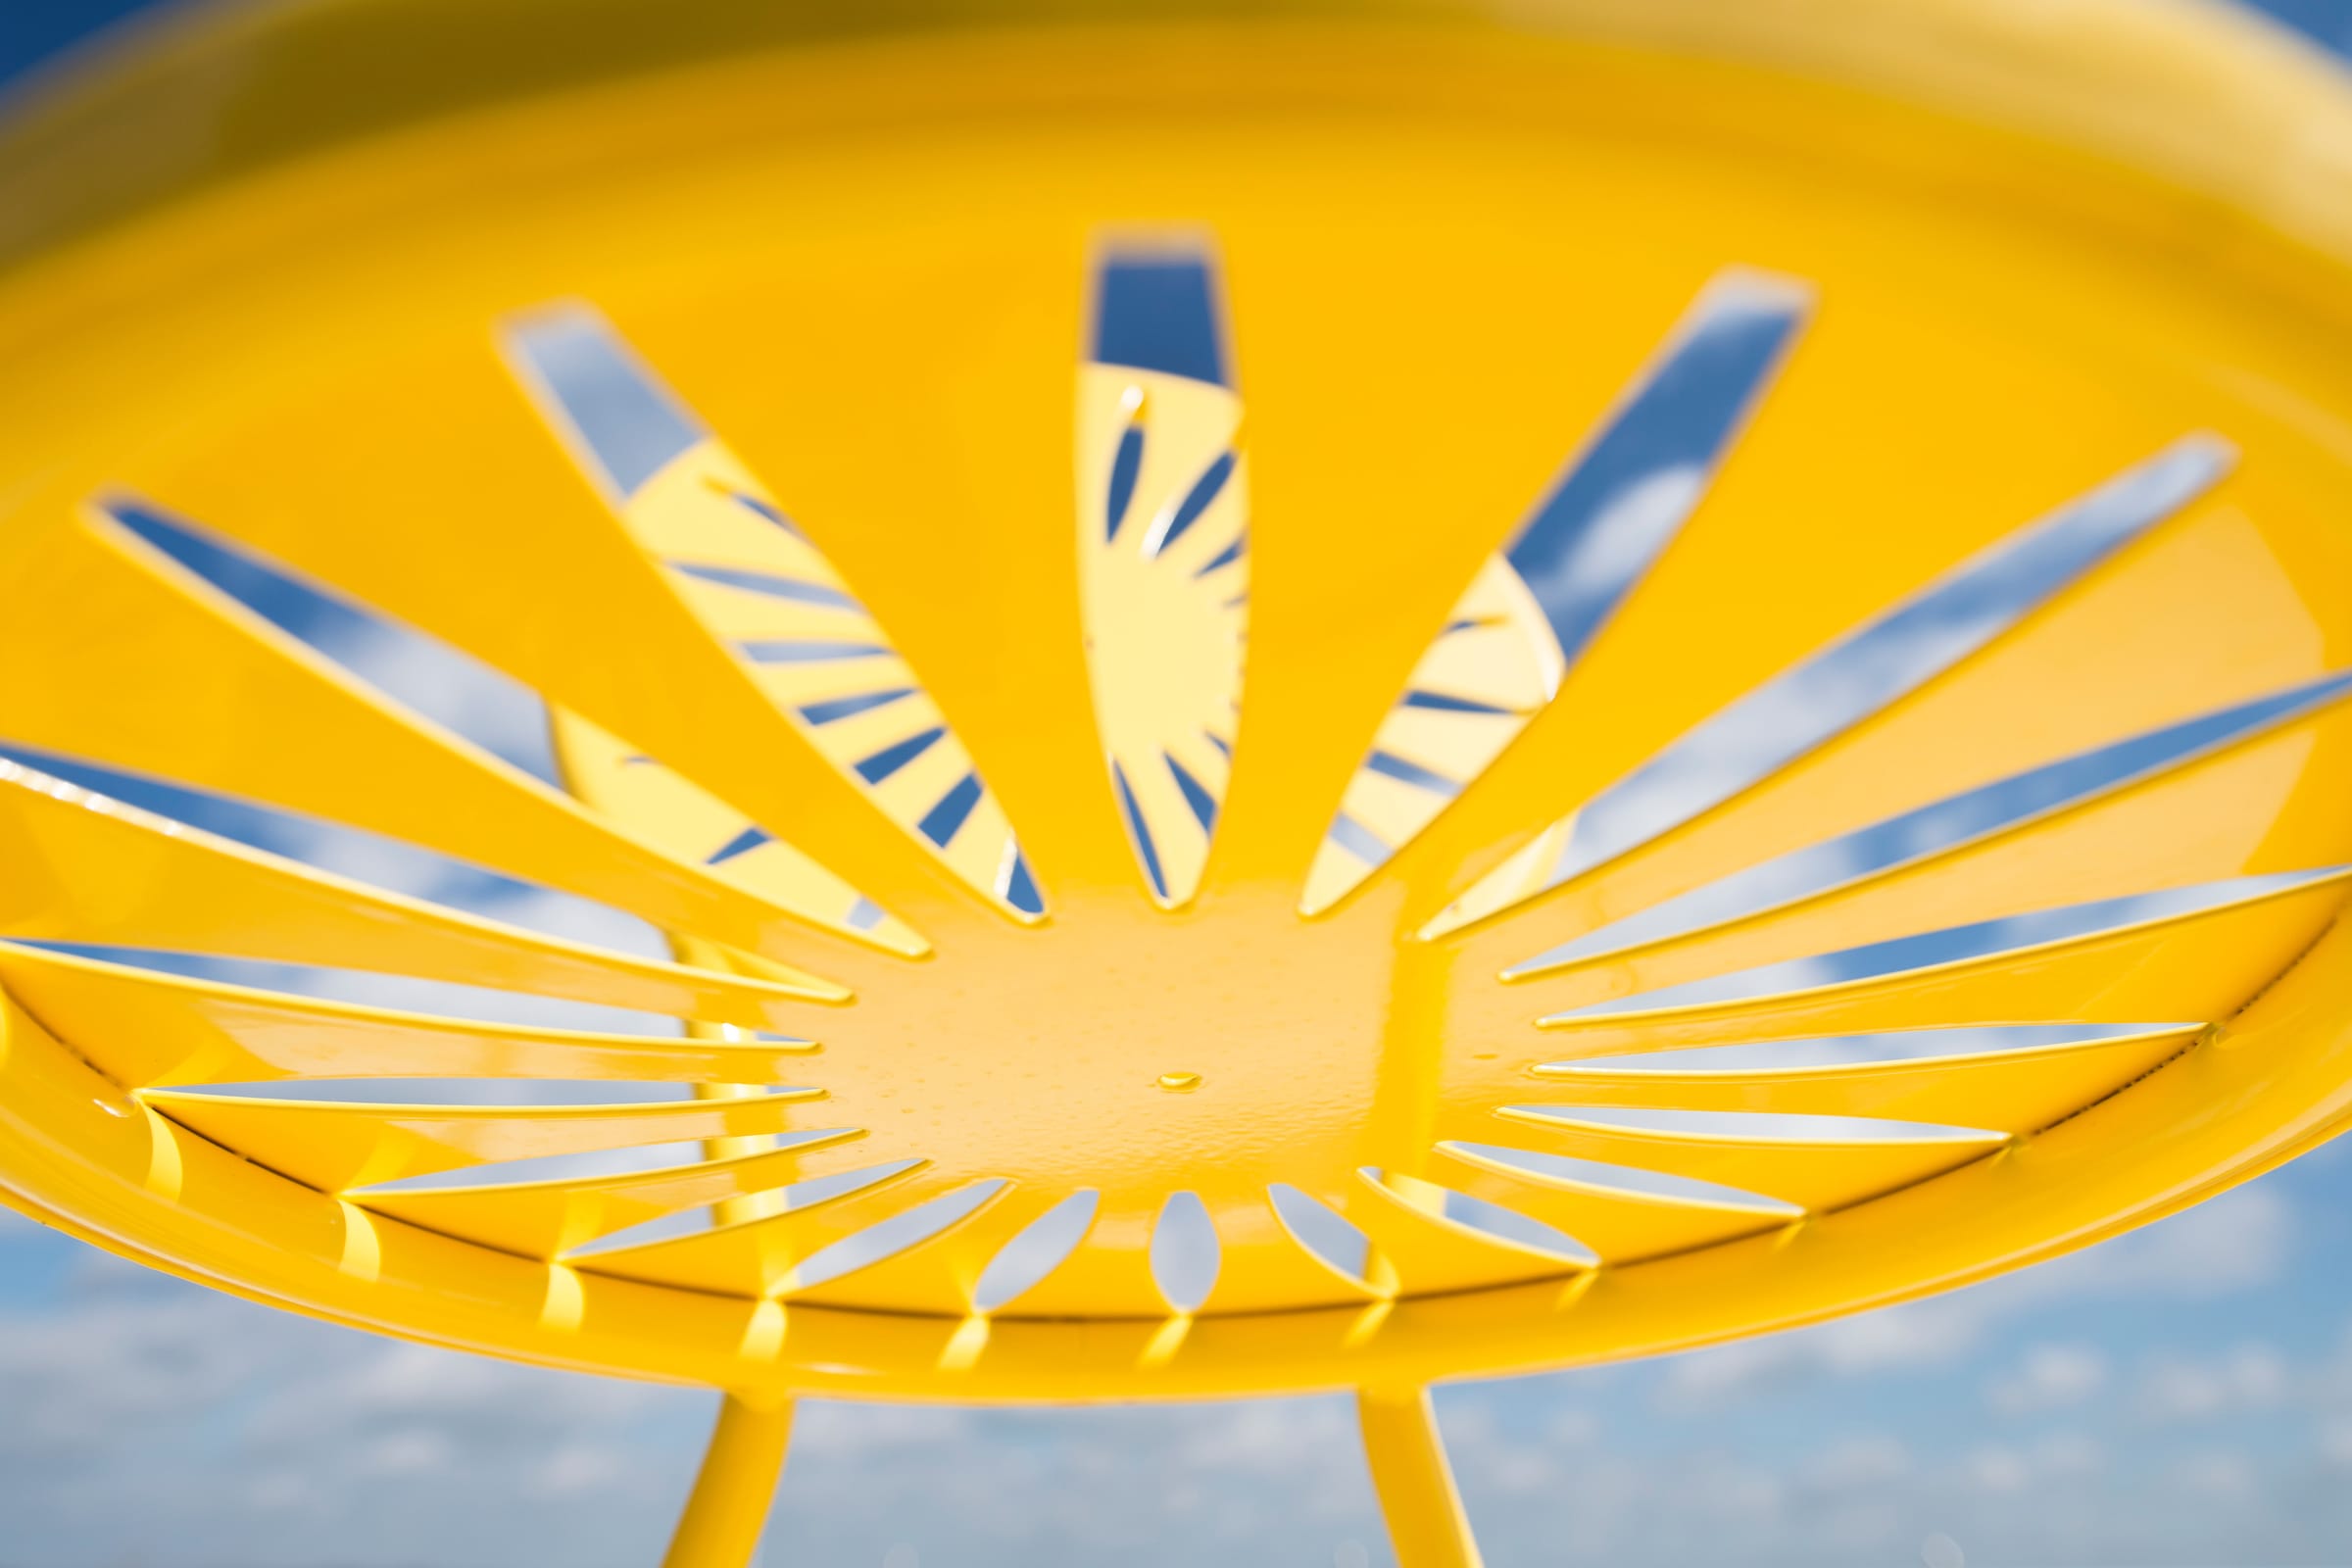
[8,1145,2352,1565]
[8,4,2352,1566]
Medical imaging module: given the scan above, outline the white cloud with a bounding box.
[1800,1434,1912,1492]
[533,1442,632,1495]
[1964,1444,2031,1494]
[2173,1450,2258,1499]
[2136,1343,2289,1422]
[2318,1417,2352,1470]
[357,1428,455,1477]
[3,1166,2347,1567]
[1656,1184,2295,1411]
[1987,1343,2107,1415]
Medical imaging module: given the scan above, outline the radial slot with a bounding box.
[0,941,819,1090]
[1080,242,1246,906]
[0,760,818,1028]
[1553,867,2349,1022]
[1537,1024,2197,1134]
[501,306,1042,920]
[25,504,863,983]
[109,499,922,958]
[1539,866,2352,1062]
[2,750,836,1041]
[1541,693,2351,1018]
[139,1086,824,1193]
[1424,435,2235,937]
[1361,1169,1598,1266]
[1302,271,1810,914]
[144,1075,706,1108]
[798,1185,1086,1315]
[559,1155,919,1255]
[7,741,627,947]
[104,498,562,782]
[1326,1171,1582,1298]
[1149,1190,1221,1313]
[1507,667,2352,980]
[552,710,925,956]
[351,1128,867,1257]
[1265,1182,1374,1284]
[1418,1149,1786,1263]
[1196,1189,1385,1315]
[990,1195,1171,1318]
[971,1191,1102,1313]
[1523,1105,1986,1142]
[574,1160,959,1297]
[355,1139,733,1190]
[28,944,728,1041]
[1564,1023,2177,1071]
[776,1179,1010,1297]
[1441,1143,1799,1214]
[1488,1106,2002,1211]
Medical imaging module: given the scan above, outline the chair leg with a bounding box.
[1357,1384,1484,1568]
[662,1394,794,1568]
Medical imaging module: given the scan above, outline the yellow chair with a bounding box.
[5,2,2352,1562]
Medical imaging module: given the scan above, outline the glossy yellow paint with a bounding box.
[354,1130,868,1259]
[141,1085,828,1193]
[1,0,2352,1464]
[0,759,826,1026]
[1360,1387,1485,1568]
[0,941,817,1090]
[1077,350,1250,908]
[662,1395,796,1568]
[556,708,930,958]
[1533,1026,2200,1132]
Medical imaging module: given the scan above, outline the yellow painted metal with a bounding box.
[352,1132,869,1259]
[0,941,818,1091]
[1359,1386,1485,1568]
[0,760,825,1026]
[555,709,930,958]
[1528,873,2352,1058]
[793,1183,1063,1314]
[0,512,848,993]
[1,0,2351,1442]
[509,331,1040,925]
[1534,1027,2199,1133]
[141,1086,828,1193]
[1301,269,1811,918]
[1503,702,2352,1005]
[1394,1159,1780,1265]
[662,1395,794,1568]
[1077,310,1250,909]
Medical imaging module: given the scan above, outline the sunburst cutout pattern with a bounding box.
[1420,433,2235,937]
[1078,240,1247,906]
[2,235,2347,1345]
[501,306,1045,922]
[1301,270,1811,915]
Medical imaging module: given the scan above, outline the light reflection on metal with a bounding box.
[1267,1180,1374,1283]
[1426,435,2235,938]
[1302,270,1811,914]
[1506,666,2352,978]
[1079,242,1247,907]
[96,495,930,956]
[972,1190,1100,1312]
[777,1177,1009,1295]
[1546,865,2347,1023]
[1439,1140,1799,1213]
[504,305,1044,920]
[1150,1188,1222,1312]
[5,47,2352,1563]
[1547,1023,2175,1074]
